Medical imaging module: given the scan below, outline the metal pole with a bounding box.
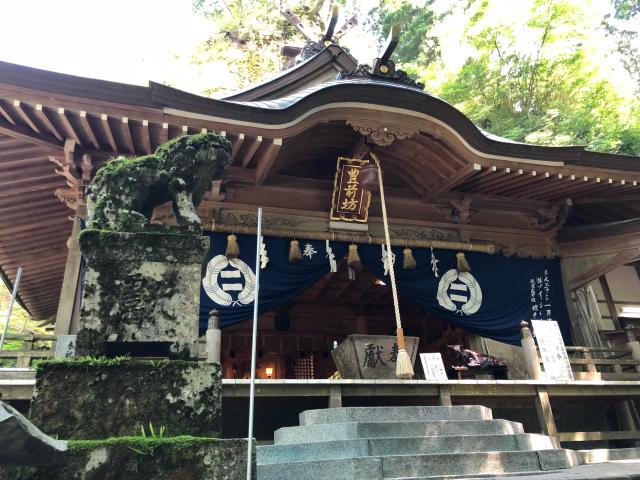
[246,208,262,480]
[0,267,23,352]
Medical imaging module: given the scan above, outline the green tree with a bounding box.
[434,0,640,154]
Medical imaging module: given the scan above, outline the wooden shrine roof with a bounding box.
[1,53,640,319]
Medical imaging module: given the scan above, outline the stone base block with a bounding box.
[332,334,419,379]
[77,230,209,358]
[0,437,253,480]
[29,359,221,439]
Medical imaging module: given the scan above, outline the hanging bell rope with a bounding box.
[210,224,495,254]
[347,244,362,268]
[289,239,303,262]
[370,152,414,379]
[225,234,240,259]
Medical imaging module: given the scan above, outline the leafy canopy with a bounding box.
[190,0,640,155]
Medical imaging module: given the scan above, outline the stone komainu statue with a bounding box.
[87,133,231,232]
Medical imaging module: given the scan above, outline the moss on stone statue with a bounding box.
[0,436,252,480]
[86,133,231,232]
[29,359,222,440]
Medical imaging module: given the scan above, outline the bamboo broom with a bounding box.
[370,152,414,379]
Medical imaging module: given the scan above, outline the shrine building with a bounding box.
[2,35,640,445]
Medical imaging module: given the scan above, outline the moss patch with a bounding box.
[86,133,231,232]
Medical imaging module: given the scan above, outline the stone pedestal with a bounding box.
[332,334,419,379]
[29,359,221,439]
[76,230,209,359]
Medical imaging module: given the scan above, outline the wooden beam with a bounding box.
[57,108,81,145]
[231,133,245,162]
[567,249,640,290]
[0,178,65,198]
[574,193,640,206]
[255,138,283,185]
[34,104,63,142]
[79,111,100,149]
[483,170,542,195]
[12,100,40,134]
[100,114,118,152]
[239,135,263,168]
[121,117,135,154]
[423,163,481,201]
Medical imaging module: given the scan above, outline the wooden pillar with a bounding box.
[625,327,640,373]
[438,385,452,406]
[355,315,368,335]
[54,211,84,336]
[520,321,542,380]
[599,275,622,330]
[329,384,342,408]
[534,386,559,448]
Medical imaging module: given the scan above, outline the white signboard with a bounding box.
[54,334,77,358]
[420,353,448,380]
[531,320,574,381]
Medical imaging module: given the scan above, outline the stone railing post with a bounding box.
[206,309,222,364]
[521,321,542,380]
[625,326,640,373]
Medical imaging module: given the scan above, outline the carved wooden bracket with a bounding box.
[438,197,477,224]
[49,148,92,216]
[530,201,572,231]
[346,119,418,147]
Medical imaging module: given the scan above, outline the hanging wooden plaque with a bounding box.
[329,157,372,223]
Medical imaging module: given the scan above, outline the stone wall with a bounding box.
[0,437,253,480]
[76,230,209,358]
[29,359,221,439]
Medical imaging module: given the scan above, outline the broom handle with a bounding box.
[370,153,402,333]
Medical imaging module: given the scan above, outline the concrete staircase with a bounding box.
[257,406,580,480]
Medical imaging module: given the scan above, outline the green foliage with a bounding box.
[432,0,640,155]
[0,282,44,366]
[188,0,640,155]
[140,423,166,439]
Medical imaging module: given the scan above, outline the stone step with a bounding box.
[300,406,493,426]
[257,449,579,480]
[258,433,555,465]
[274,419,524,445]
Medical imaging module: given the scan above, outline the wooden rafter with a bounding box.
[231,133,245,162]
[0,120,63,151]
[12,100,40,134]
[34,104,63,142]
[57,108,81,145]
[0,100,15,125]
[423,163,481,202]
[255,138,283,185]
[463,167,512,191]
[142,120,152,154]
[121,117,135,154]
[100,114,118,152]
[239,135,263,168]
[79,111,100,149]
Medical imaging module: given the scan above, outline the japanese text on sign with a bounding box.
[530,269,552,320]
[531,320,574,381]
[330,157,372,223]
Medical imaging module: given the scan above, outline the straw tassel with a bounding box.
[289,239,303,262]
[225,234,240,259]
[347,244,361,268]
[402,248,416,270]
[456,252,471,273]
[395,327,414,379]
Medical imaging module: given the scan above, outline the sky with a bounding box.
[0,0,213,92]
